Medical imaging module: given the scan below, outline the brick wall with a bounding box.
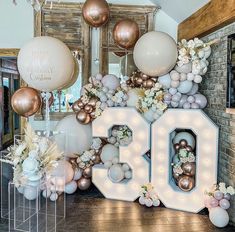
[200,22,235,225]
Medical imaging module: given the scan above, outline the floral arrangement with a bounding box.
[139,183,160,207]
[204,183,235,210]
[2,124,63,188]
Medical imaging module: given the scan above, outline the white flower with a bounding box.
[179,48,187,56]
[227,186,235,195]
[80,151,92,162]
[28,150,38,158]
[187,40,195,48]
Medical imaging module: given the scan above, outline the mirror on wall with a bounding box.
[99,5,157,76]
[0,58,20,148]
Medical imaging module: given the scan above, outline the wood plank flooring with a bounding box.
[0,184,235,232]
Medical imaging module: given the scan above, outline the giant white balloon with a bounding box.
[17,36,75,92]
[55,115,92,157]
[133,31,177,76]
[209,207,229,228]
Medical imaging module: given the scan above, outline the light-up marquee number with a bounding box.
[152,109,218,213]
[92,108,150,201]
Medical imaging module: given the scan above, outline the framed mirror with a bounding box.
[34,2,92,120]
[0,49,21,148]
[99,4,158,76]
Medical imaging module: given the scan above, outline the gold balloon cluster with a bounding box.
[173,139,196,192]
[126,71,157,89]
[72,97,98,124]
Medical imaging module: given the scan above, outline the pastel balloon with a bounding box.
[55,115,92,157]
[194,94,207,109]
[170,71,180,81]
[77,178,91,190]
[194,75,202,84]
[171,80,180,88]
[214,190,224,200]
[209,207,229,228]
[24,186,39,201]
[133,31,177,76]
[127,89,139,107]
[120,54,137,76]
[50,160,74,185]
[223,193,231,201]
[187,96,195,103]
[113,19,140,49]
[50,193,58,201]
[73,168,83,181]
[139,196,146,205]
[158,74,171,88]
[209,197,219,207]
[108,164,124,183]
[17,36,75,91]
[175,62,192,74]
[169,88,177,95]
[82,0,110,28]
[11,87,41,117]
[145,198,153,207]
[187,73,194,81]
[183,102,191,109]
[101,74,120,90]
[65,180,77,194]
[100,144,119,163]
[164,93,172,101]
[173,132,195,149]
[177,80,193,94]
[180,73,187,81]
[187,83,199,95]
[219,199,230,210]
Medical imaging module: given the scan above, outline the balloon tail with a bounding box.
[125,51,128,76]
[45,92,50,137]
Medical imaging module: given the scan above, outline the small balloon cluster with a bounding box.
[72,97,98,124]
[158,38,214,109]
[171,131,196,192]
[204,183,235,228]
[101,126,133,183]
[72,73,128,121]
[126,70,157,89]
[139,183,160,207]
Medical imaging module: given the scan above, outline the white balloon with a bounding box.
[104,161,113,168]
[17,36,74,92]
[133,31,177,76]
[24,186,39,201]
[180,73,187,81]
[203,46,212,59]
[194,75,202,84]
[50,160,74,185]
[42,189,51,198]
[17,186,24,194]
[175,62,192,74]
[139,196,146,205]
[158,74,171,88]
[173,132,196,149]
[100,144,119,163]
[112,157,119,164]
[55,115,92,158]
[108,164,124,183]
[171,80,180,88]
[50,192,58,201]
[124,170,132,179]
[122,163,130,172]
[187,73,194,81]
[177,80,193,94]
[145,198,153,207]
[65,180,77,194]
[187,83,199,95]
[143,109,155,122]
[170,71,180,81]
[194,93,208,109]
[127,89,139,107]
[101,74,120,90]
[73,168,83,181]
[153,199,160,207]
[209,207,229,228]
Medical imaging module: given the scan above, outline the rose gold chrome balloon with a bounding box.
[83,167,92,178]
[77,177,91,190]
[178,175,195,192]
[82,0,110,28]
[179,139,187,147]
[76,111,91,124]
[113,51,126,57]
[11,87,42,117]
[174,143,180,151]
[113,19,140,49]
[182,162,196,176]
[84,105,93,114]
[88,97,98,107]
[72,101,81,113]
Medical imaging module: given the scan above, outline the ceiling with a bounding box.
[150,0,210,23]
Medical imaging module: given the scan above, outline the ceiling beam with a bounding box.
[178,0,235,40]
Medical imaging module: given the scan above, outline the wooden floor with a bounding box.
[0,185,235,232]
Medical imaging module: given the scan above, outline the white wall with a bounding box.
[155,10,178,41]
[0,0,33,48]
